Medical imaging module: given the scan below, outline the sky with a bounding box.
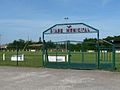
[0,0,120,44]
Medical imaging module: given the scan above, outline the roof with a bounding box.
[28,44,42,47]
[0,45,7,49]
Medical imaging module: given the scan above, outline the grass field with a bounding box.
[0,51,42,67]
[0,51,120,71]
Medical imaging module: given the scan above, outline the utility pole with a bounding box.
[39,37,42,43]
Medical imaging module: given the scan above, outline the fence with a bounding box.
[0,50,42,67]
[116,52,120,70]
[0,50,120,70]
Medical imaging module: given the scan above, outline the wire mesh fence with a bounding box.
[0,50,120,70]
[0,50,42,67]
[115,53,120,70]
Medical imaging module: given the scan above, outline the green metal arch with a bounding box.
[42,22,116,70]
[43,23,99,34]
[42,23,116,70]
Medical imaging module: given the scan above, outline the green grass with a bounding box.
[0,51,42,67]
[0,51,120,71]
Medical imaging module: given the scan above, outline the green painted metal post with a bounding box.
[96,48,98,64]
[56,42,58,62]
[81,43,84,63]
[107,50,109,62]
[112,45,115,70]
[97,31,100,69]
[104,50,106,63]
[42,32,45,67]
[67,41,71,68]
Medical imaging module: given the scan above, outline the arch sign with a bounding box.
[43,23,99,35]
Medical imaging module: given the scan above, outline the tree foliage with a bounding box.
[7,39,42,51]
[7,35,120,51]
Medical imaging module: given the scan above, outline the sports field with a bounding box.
[0,51,42,67]
[0,51,120,71]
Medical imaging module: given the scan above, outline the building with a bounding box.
[0,45,7,50]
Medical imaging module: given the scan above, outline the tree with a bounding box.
[7,39,26,50]
[83,38,97,50]
[46,40,56,49]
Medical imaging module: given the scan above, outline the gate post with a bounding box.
[112,45,115,70]
[97,30,100,69]
[42,32,45,67]
[67,41,71,68]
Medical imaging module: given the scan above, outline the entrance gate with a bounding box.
[69,41,97,69]
[42,23,115,70]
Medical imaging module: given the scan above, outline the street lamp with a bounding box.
[64,17,69,20]
[64,17,69,23]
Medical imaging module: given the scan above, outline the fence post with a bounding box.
[112,46,115,70]
[67,41,71,68]
[3,53,5,60]
[97,31,100,69]
[16,44,19,66]
[81,42,84,63]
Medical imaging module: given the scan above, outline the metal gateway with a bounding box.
[42,23,115,70]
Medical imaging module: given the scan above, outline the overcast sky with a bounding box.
[0,0,120,44]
